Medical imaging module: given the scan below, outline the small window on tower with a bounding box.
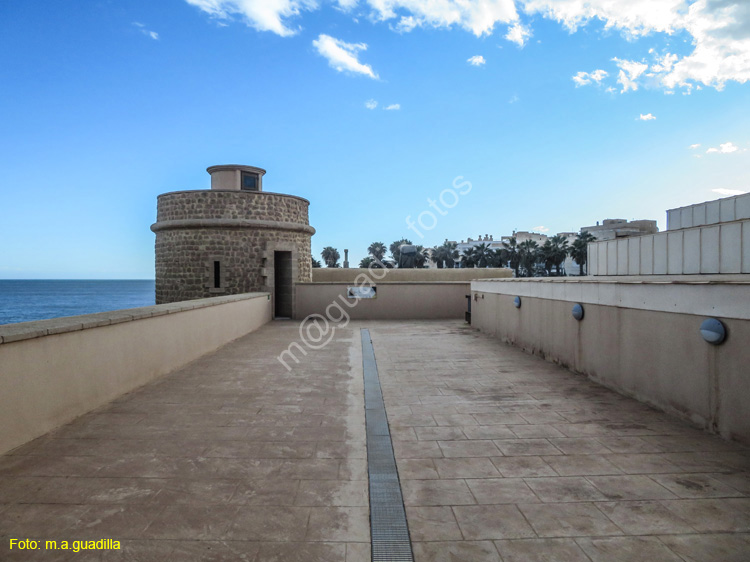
[213,261,221,288]
[241,172,258,191]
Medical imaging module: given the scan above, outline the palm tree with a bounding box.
[389,238,412,263]
[549,234,570,276]
[502,237,521,277]
[414,245,428,268]
[489,248,507,268]
[461,246,478,268]
[518,239,539,277]
[359,257,374,268]
[311,258,322,268]
[540,240,555,276]
[431,245,447,269]
[474,243,492,268]
[368,242,387,262]
[321,246,340,268]
[569,231,597,275]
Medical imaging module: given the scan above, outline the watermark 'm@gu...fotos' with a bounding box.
[277,261,388,371]
[277,174,471,371]
[406,176,472,239]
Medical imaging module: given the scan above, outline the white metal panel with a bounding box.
[706,201,721,225]
[617,239,629,275]
[737,193,750,221]
[628,238,641,275]
[720,223,742,273]
[693,203,707,227]
[607,240,618,275]
[641,235,654,274]
[683,229,701,274]
[720,198,736,223]
[653,233,668,274]
[701,226,720,273]
[667,209,681,230]
[667,232,684,274]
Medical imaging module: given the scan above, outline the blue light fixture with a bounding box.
[700,318,726,345]
[514,296,521,308]
[572,303,584,321]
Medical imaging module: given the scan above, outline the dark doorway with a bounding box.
[274,251,293,318]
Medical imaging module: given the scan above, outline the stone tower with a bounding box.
[151,164,314,317]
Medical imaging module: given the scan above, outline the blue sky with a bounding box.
[1,0,748,277]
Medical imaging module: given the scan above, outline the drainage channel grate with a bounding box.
[361,328,415,562]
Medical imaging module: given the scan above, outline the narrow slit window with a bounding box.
[213,261,221,288]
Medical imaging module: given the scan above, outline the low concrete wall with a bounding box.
[312,267,511,283]
[471,277,750,444]
[295,282,470,320]
[0,293,272,455]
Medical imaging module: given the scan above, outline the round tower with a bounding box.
[151,164,314,317]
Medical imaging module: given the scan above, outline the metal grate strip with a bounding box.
[361,329,414,562]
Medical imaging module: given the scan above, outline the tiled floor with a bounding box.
[369,321,750,562]
[1,320,749,561]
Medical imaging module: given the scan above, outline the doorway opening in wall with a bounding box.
[274,251,293,318]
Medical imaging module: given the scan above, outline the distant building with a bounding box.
[579,218,658,241]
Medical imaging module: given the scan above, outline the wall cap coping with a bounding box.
[151,218,316,235]
[206,164,266,176]
[296,281,472,285]
[156,189,310,206]
[470,274,750,285]
[471,275,750,320]
[0,293,270,345]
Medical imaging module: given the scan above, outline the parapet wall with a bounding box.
[295,282,470,320]
[312,267,511,283]
[471,277,750,444]
[0,293,272,455]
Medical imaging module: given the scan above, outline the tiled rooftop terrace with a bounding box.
[1,320,749,561]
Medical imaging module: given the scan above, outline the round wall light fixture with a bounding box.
[572,303,584,321]
[700,318,726,345]
[514,296,521,308]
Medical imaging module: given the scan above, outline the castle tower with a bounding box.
[151,164,314,317]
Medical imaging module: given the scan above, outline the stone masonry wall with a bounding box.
[153,190,312,304]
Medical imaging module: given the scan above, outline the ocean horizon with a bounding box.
[0,279,156,325]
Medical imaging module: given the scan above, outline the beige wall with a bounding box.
[312,267,511,283]
[295,282,470,320]
[471,279,750,444]
[0,293,272,455]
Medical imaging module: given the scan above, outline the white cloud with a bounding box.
[133,22,159,40]
[384,103,400,110]
[613,58,649,92]
[706,141,740,154]
[184,0,750,92]
[532,225,550,232]
[467,55,486,66]
[638,113,656,120]
[312,34,379,79]
[367,0,519,37]
[508,94,519,103]
[184,0,316,36]
[572,69,608,87]
[505,22,532,47]
[365,99,378,109]
[523,0,750,92]
[689,143,701,149]
[712,188,747,196]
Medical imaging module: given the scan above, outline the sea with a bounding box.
[0,280,156,326]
